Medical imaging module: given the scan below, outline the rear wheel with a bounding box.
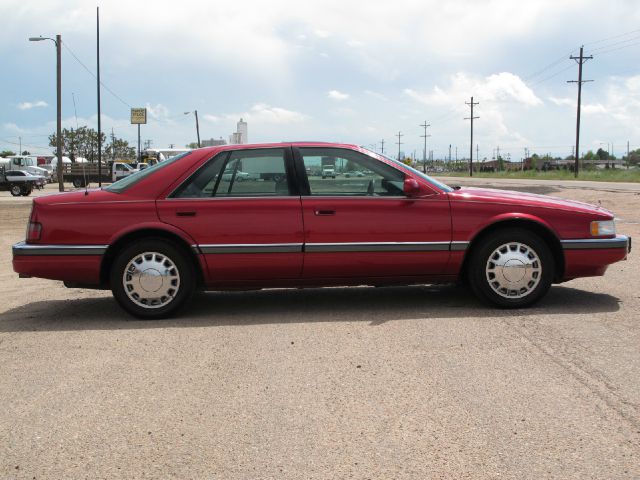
[467,228,554,308]
[110,239,195,319]
[21,185,32,196]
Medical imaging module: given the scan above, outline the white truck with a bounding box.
[0,156,51,182]
[57,161,137,187]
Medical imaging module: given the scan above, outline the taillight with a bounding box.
[26,222,42,242]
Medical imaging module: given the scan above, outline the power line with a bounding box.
[61,40,132,109]
[590,34,640,54]
[584,28,640,47]
[593,39,640,56]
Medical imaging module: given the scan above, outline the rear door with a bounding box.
[157,147,304,283]
[296,147,451,278]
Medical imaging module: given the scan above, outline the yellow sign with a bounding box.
[130,108,147,124]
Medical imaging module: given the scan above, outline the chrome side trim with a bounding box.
[305,242,451,253]
[450,241,470,251]
[561,235,630,250]
[192,241,471,254]
[198,243,303,254]
[12,242,108,256]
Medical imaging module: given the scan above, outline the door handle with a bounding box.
[314,209,336,216]
[176,211,196,217]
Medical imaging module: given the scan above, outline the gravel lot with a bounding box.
[1,181,639,479]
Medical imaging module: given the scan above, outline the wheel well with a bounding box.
[460,219,565,283]
[99,229,204,288]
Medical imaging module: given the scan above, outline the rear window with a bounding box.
[105,152,191,193]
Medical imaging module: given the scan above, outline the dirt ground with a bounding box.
[0,181,639,479]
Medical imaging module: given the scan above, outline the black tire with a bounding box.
[21,186,32,196]
[10,184,21,196]
[72,178,84,188]
[110,238,195,319]
[467,228,554,308]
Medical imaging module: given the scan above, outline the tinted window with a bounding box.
[300,148,405,196]
[105,152,191,193]
[172,148,290,198]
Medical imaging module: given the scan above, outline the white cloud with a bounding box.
[17,100,48,110]
[406,72,542,108]
[203,114,220,123]
[226,104,307,124]
[327,90,349,101]
[549,96,574,107]
[364,90,388,101]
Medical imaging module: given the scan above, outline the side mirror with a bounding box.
[403,177,422,197]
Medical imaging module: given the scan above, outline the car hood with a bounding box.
[449,186,613,217]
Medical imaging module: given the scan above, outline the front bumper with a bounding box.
[560,234,630,252]
[561,235,631,280]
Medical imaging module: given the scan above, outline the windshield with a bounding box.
[105,152,191,193]
[361,148,453,193]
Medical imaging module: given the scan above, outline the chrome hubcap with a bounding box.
[123,252,180,309]
[486,242,542,299]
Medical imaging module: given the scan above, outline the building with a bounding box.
[229,118,248,144]
[201,137,227,147]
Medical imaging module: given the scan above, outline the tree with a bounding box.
[186,142,199,149]
[596,148,609,160]
[0,150,16,157]
[583,150,597,161]
[105,138,136,160]
[49,126,108,162]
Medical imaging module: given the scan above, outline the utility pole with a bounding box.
[396,131,403,160]
[195,110,201,148]
[465,96,479,176]
[111,128,115,161]
[627,140,630,169]
[419,121,431,173]
[144,139,152,149]
[97,6,102,187]
[568,45,593,177]
[19,136,22,154]
[380,139,385,154]
[476,144,479,164]
[455,146,458,162]
[449,144,452,163]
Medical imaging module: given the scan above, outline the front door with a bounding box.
[157,147,304,283]
[296,147,451,279]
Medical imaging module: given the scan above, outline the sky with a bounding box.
[1,0,639,160]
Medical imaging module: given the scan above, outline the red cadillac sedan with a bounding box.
[12,142,631,319]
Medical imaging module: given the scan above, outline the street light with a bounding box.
[184,110,201,148]
[29,35,64,192]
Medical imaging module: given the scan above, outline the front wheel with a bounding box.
[10,185,21,196]
[110,239,195,319]
[467,228,554,308]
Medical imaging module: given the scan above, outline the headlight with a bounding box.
[590,220,616,236]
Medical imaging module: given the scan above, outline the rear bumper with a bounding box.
[561,235,630,280]
[13,242,105,284]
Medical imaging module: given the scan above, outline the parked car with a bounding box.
[322,165,336,179]
[12,142,630,319]
[1,169,46,196]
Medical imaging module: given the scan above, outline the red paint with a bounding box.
[12,142,629,290]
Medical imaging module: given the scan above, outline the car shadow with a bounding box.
[0,284,621,333]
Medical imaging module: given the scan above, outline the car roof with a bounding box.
[195,141,361,155]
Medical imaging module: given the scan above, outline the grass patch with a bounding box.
[441,168,640,182]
